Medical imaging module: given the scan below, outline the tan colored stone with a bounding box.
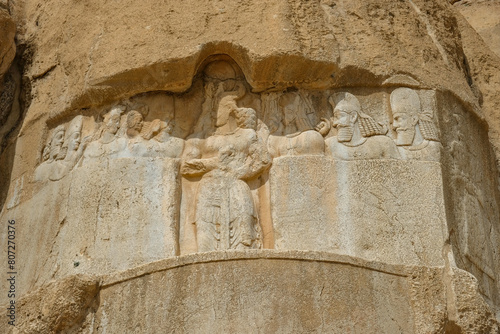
[3,251,497,333]
[454,0,500,57]
[0,9,15,81]
[0,275,99,334]
[1,0,500,331]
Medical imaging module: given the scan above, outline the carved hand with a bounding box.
[181,159,206,174]
[315,118,331,137]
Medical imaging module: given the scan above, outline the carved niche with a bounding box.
[31,56,449,273]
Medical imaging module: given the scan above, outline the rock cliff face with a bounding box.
[1,0,500,332]
[455,0,500,57]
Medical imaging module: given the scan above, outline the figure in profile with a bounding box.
[34,124,66,182]
[124,109,149,157]
[266,92,325,157]
[324,92,400,160]
[143,118,184,158]
[35,116,89,182]
[182,81,270,252]
[390,88,441,161]
[83,106,126,160]
[49,116,89,180]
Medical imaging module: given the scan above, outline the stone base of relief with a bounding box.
[271,159,447,266]
[1,251,497,334]
[1,158,180,296]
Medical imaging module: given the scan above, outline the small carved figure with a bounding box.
[143,119,184,158]
[324,92,400,160]
[49,116,89,181]
[126,110,144,139]
[35,116,89,182]
[182,84,270,252]
[267,92,325,157]
[125,109,150,157]
[83,106,127,159]
[34,125,66,182]
[390,88,441,161]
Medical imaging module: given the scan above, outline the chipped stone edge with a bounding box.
[100,250,417,288]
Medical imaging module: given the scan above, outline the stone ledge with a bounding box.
[102,249,418,288]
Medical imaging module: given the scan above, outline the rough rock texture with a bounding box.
[454,0,500,57]
[1,275,99,334]
[0,9,15,82]
[451,6,500,178]
[0,7,16,137]
[1,0,500,332]
[1,252,498,333]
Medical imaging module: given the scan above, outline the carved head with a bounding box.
[332,93,360,142]
[49,125,66,161]
[235,107,257,130]
[104,106,124,135]
[165,119,174,135]
[390,88,420,146]
[126,110,144,137]
[65,115,83,152]
[216,95,238,128]
[282,95,298,126]
[144,119,174,140]
[280,93,314,133]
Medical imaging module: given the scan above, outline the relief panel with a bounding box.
[20,56,470,281]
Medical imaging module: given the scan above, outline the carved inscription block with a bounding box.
[336,160,447,266]
[270,156,339,252]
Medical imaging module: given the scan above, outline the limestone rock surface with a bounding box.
[454,0,500,57]
[1,0,500,332]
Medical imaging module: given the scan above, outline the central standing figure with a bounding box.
[182,72,270,252]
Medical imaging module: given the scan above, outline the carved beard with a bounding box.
[337,126,353,142]
[56,146,67,160]
[395,128,415,146]
[49,144,63,161]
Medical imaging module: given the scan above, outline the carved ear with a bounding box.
[351,112,358,124]
[412,114,419,126]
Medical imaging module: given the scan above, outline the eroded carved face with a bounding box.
[106,114,121,134]
[50,129,65,160]
[392,106,418,146]
[133,115,143,132]
[333,107,355,142]
[215,97,235,128]
[127,112,143,132]
[242,109,257,130]
[165,121,174,134]
[67,131,81,152]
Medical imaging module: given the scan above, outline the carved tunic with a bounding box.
[183,128,269,251]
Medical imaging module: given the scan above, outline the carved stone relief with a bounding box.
[180,63,270,252]
[324,92,400,160]
[266,91,325,158]
[390,88,441,162]
[29,58,452,270]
